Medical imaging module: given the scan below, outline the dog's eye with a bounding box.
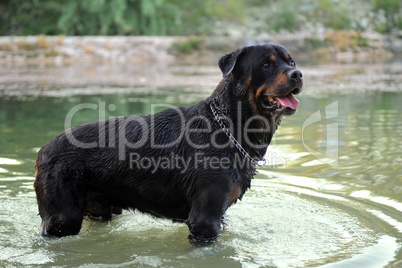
[290,61,296,67]
[263,63,270,69]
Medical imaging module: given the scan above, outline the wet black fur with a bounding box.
[34,44,303,244]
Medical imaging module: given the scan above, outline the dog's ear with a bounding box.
[218,47,246,77]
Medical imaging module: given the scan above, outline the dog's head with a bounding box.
[219,44,304,117]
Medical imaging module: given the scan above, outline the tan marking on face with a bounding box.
[252,72,289,116]
[255,84,267,99]
[258,83,279,98]
[246,76,252,86]
[274,72,287,87]
[258,72,288,97]
[285,54,290,60]
[269,55,276,61]
[249,89,259,115]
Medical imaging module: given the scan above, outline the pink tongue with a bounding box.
[276,94,300,109]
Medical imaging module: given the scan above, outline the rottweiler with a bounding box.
[34,43,304,244]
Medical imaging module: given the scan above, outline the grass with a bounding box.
[0,35,64,57]
[324,31,369,52]
[168,37,204,55]
[0,43,12,51]
[37,35,50,49]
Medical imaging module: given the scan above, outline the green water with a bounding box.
[0,70,401,267]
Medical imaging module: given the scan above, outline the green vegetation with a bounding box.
[249,0,401,34]
[0,0,245,35]
[0,0,400,35]
[0,35,63,58]
[168,37,204,54]
[324,31,369,52]
[373,0,402,32]
[304,30,370,53]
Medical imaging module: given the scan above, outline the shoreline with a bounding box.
[0,32,400,97]
[0,31,399,65]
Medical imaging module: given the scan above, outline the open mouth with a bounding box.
[261,92,300,111]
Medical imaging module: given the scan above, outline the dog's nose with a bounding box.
[290,70,303,83]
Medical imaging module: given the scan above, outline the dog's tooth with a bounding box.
[267,96,274,102]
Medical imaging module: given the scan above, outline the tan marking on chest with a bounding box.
[246,76,252,86]
[228,187,241,206]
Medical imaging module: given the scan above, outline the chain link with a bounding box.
[210,103,265,166]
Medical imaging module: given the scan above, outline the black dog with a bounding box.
[34,44,303,244]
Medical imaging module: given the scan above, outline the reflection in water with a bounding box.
[0,89,401,267]
[321,235,399,268]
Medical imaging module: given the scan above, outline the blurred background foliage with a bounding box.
[0,0,400,36]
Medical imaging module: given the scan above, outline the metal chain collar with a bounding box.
[209,103,266,166]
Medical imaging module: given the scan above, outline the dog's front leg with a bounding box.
[186,187,227,245]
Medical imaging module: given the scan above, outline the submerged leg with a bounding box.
[187,187,228,245]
